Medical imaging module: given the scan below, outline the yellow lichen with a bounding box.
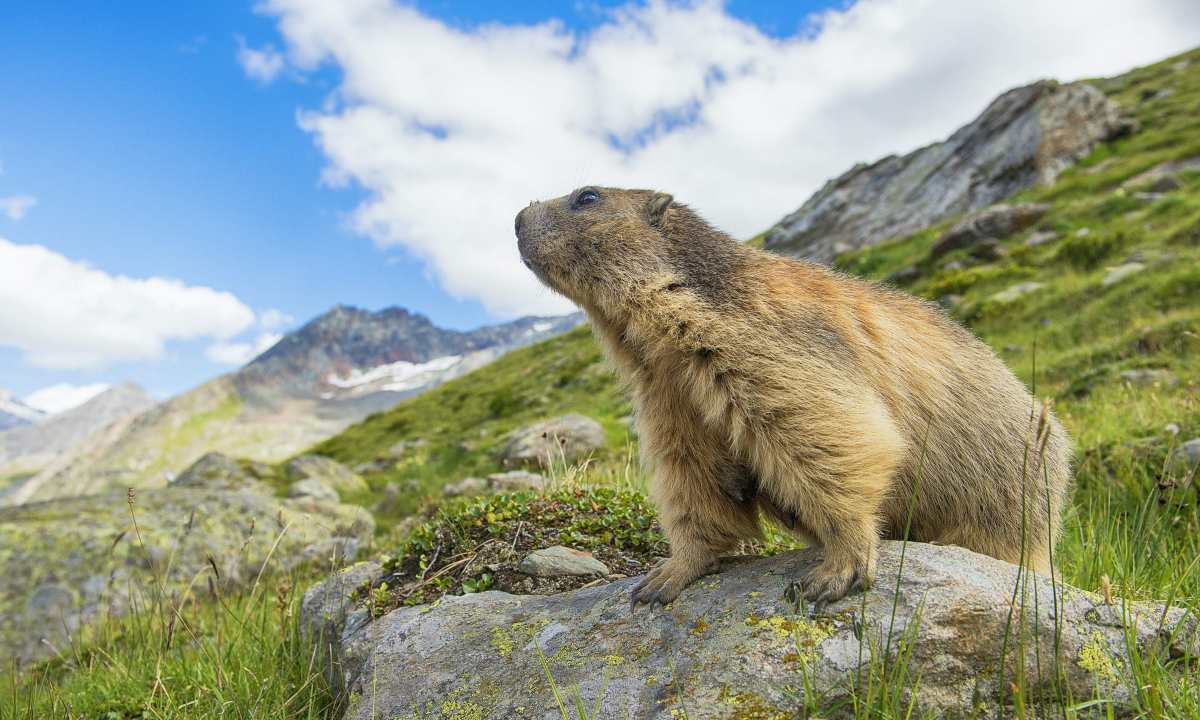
[604,654,625,666]
[692,617,709,635]
[491,626,514,657]
[1078,631,1119,684]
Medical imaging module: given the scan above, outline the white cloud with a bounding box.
[0,195,37,221]
[236,35,287,83]
[205,331,283,366]
[0,237,256,369]
[258,308,295,330]
[23,382,111,415]
[255,0,1200,318]
[179,34,209,54]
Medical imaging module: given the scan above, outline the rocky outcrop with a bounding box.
[500,414,607,467]
[170,451,271,493]
[285,454,368,497]
[1,479,373,666]
[929,203,1050,260]
[765,81,1131,262]
[303,542,1198,719]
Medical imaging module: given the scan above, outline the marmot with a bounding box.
[515,187,1072,607]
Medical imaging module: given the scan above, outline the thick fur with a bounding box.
[515,187,1073,607]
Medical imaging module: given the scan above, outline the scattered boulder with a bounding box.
[303,542,1198,720]
[938,294,964,310]
[385,438,426,460]
[500,414,607,466]
[444,471,547,498]
[1123,156,1200,191]
[517,546,609,577]
[764,81,1127,261]
[1075,227,1092,238]
[288,477,339,503]
[443,477,487,497]
[2,486,373,666]
[1171,438,1200,477]
[930,203,1049,260]
[487,470,545,493]
[1025,230,1060,247]
[286,455,368,497]
[1102,262,1145,287]
[990,282,1045,304]
[170,452,270,494]
[1148,174,1183,193]
[886,265,921,285]
[1119,369,1178,387]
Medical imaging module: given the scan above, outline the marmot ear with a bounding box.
[648,192,673,226]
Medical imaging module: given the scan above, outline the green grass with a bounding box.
[0,502,342,720]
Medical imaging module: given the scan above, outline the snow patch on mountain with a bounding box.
[326,354,464,395]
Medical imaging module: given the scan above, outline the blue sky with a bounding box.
[1,0,1195,407]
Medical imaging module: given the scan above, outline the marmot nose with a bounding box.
[514,207,528,238]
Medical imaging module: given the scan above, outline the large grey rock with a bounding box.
[765,81,1129,262]
[517,546,609,577]
[288,477,339,503]
[1119,369,1178,387]
[930,203,1049,260]
[2,486,374,666]
[500,414,606,466]
[303,542,1197,719]
[170,451,270,494]
[285,454,368,497]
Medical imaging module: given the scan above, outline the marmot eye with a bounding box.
[574,190,600,208]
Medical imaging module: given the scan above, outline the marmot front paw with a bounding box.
[630,557,716,609]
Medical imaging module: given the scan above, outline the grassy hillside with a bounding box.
[313,324,634,518]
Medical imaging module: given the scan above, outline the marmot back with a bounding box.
[516,186,1072,607]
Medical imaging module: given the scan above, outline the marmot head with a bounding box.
[516,186,739,314]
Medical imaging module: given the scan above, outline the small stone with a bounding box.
[938,294,964,309]
[970,239,1007,261]
[517,546,609,577]
[486,471,545,493]
[443,477,486,497]
[1148,174,1183,193]
[1119,369,1178,387]
[1075,227,1091,238]
[990,282,1045,304]
[942,260,966,271]
[287,478,339,503]
[887,265,921,285]
[1102,262,1145,287]
[1003,345,1025,354]
[1171,439,1200,476]
[1025,230,1059,247]
[1165,423,1181,436]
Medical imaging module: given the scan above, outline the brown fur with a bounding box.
[515,187,1073,606]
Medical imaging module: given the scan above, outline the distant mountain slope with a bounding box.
[0,390,44,432]
[7,307,581,504]
[0,383,153,473]
[764,79,1133,261]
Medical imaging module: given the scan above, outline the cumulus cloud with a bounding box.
[258,308,295,330]
[0,237,256,369]
[205,332,283,366]
[23,382,111,415]
[253,0,1200,317]
[0,195,37,221]
[236,35,287,83]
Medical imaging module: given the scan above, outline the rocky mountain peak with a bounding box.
[764,79,1134,262]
